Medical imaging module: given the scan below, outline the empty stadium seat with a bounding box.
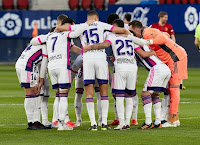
[174,0,180,4]
[94,0,105,9]
[159,0,165,4]
[109,0,117,4]
[17,0,28,9]
[2,0,14,9]
[166,0,172,3]
[188,0,195,3]
[181,0,188,3]
[81,0,92,9]
[69,0,79,9]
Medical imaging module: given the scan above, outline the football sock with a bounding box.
[142,95,152,125]
[86,98,97,126]
[24,94,36,123]
[41,96,49,122]
[74,91,83,121]
[116,96,125,126]
[95,89,102,122]
[161,93,170,121]
[125,97,133,126]
[58,93,68,121]
[34,95,41,122]
[101,96,109,125]
[152,95,161,125]
[132,94,138,121]
[52,94,59,122]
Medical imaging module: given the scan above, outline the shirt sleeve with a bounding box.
[101,22,114,31]
[66,23,89,38]
[104,33,112,44]
[30,34,47,45]
[168,24,175,35]
[42,45,48,58]
[70,24,81,31]
[195,24,200,38]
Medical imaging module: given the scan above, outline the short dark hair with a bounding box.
[125,13,131,22]
[61,18,75,25]
[50,27,56,32]
[107,13,119,24]
[158,11,168,18]
[87,10,99,18]
[57,14,68,21]
[112,19,124,28]
[129,20,143,29]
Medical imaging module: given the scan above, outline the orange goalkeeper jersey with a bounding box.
[142,27,187,64]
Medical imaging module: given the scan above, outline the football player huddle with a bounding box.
[15,10,187,131]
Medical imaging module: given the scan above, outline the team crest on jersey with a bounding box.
[30,81,34,86]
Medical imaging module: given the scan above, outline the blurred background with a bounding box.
[0,0,200,67]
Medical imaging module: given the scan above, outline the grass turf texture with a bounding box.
[0,65,200,145]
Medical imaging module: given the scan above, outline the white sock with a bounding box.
[152,96,161,125]
[125,97,133,126]
[101,96,109,125]
[74,93,83,121]
[41,96,49,122]
[96,91,102,122]
[116,97,125,126]
[64,110,70,123]
[114,99,118,120]
[86,98,97,126]
[34,96,41,122]
[58,93,68,121]
[24,95,36,123]
[52,96,59,122]
[132,94,138,120]
[142,95,152,125]
[161,94,170,121]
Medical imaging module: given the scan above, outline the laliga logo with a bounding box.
[0,13,22,36]
[184,6,198,31]
[116,7,149,26]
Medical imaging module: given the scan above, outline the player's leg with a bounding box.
[74,68,84,126]
[96,59,110,130]
[84,59,97,131]
[52,90,59,127]
[113,72,126,130]
[131,93,139,126]
[41,73,51,127]
[57,68,73,131]
[94,80,102,126]
[125,70,137,129]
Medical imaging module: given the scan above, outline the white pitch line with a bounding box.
[0,117,200,127]
[0,102,200,106]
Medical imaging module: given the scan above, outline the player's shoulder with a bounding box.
[150,23,158,27]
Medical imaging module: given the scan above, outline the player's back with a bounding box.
[80,21,114,60]
[46,31,70,70]
[15,44,45,71]
[105,33,137,72]
[143,27,187,64]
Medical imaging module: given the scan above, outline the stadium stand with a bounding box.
[81,0,93,10]
[17,0,29,9]
[69,0,79,9]
[2,0,14,9]
[115,0,141,4]
[30,0,70,10]
[94,0,106,9]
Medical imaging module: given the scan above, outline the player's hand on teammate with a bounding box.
[83,42,91,53]
[36,78,44,95]
[150,50,156,56]
[107,56,115,62]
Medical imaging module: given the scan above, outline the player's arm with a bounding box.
[112,26,131,35]
[134,46,156,58]
[71,45,82,54]
[146,33,167,45]
[30,34,47,45]
[171,34,176,42]
[127,35,150,46]
[83,41,111,53]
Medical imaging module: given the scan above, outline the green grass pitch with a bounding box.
[0,65,200,145]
